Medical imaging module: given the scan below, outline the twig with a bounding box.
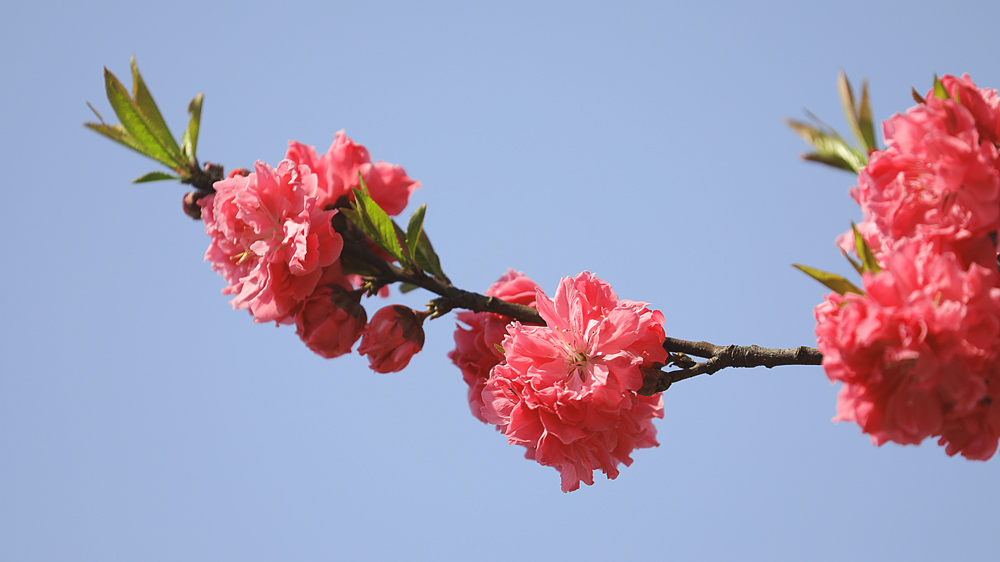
[339,239,544,325]
[639,338,823,395]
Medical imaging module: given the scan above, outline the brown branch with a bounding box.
[640,338,823,395]
[181,162,224,193]
[340,230,822,387]
[339,238,544,325]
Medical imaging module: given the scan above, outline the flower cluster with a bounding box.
[199,132,425,370]
[816,74,1000,459]
[471,272,667,492]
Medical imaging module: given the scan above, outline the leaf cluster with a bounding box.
[793,224,882,297]
[85,56,203,184]
[341,177,448,285]
[786,70,879,173]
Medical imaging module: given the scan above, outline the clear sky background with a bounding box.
[3,1,999,560]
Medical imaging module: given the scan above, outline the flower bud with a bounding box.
[295,285,367,359]
[182,190,205,220]
[358,305,426,373]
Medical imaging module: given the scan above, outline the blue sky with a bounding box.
[3,1,999,560]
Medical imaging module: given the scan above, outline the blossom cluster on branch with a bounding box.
[812,74,1000,459]
[193,127,670,490]
[450,271,668,491]
[198,134,425,371]
[86,59,1000,494]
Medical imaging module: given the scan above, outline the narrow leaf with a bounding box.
[103,67,181,169]
[406,203,426,261]
[86,101,106,123]
[340,207,377,240]
[792,264,864,295]
[85,104,158,158]
[933,74,950,100]
[352,179,405,263]
[852,222,882,274]
[182,92,203,162]
[785,118,823,143]
[132,171,180,183]
[837,70,865,151]
[392,220,416,268]
[801,152,857,173]
[130,55,183,161]
[414,228,447,282]
[841,249,864,276]
[857,79,877,152]
[399,282,420,294]
[85,122,158,159]
[785,118,866,171]
[912,87,926,104]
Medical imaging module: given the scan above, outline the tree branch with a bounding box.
[640,338,823,395]
[342,225,823,392]
[339,238,544,325]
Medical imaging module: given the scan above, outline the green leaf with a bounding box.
[406,203,426,262]
[399,282,420,294]
[132,171,180,183]
[182,92,203,162]
[801,152,857,173]
[86,101,106,123]
[103,67,181,169]
[933,74,950,100]
[339,207,372,237]
[413,228,447,282]
[857,79,877,152]
[84,122,148,156]
[841,249,864,276]
[351,178,405,263]
[130,56,183,162]
[837,70,866,153]
[852,222,882,274]
[793,264,864,296]
[912,87,926,105]
[786,118,867,172]
[392,220,416,268]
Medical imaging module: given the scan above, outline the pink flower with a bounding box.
[938,378,1000,460]
[295,282,367,359]
[449,270,543,423]
[815,241,1000,453]
[481,272,668,492]
[358,305,426,373]
[816,75,1000,460]
[285,130,419,214]
[199,160,343,324]
[848,92,1000,266]
[935,74,1000,146]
